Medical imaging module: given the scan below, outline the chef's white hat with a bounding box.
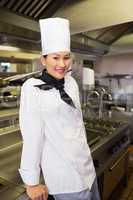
[39,17,70,55]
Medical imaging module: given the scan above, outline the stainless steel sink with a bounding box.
[84,118,127,147]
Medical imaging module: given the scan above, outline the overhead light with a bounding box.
[125,75,132,79]
[0,45,20,51]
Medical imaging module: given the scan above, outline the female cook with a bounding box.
[19,17,100,200]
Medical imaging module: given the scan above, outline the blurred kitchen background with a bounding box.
[1,0,133,200]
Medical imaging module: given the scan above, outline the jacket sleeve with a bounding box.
[18,81,44,186]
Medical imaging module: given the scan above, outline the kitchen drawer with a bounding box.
[102,150,129,200]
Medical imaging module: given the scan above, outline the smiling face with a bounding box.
[41,51,72,79]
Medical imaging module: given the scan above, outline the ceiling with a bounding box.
[54,0,133,34]
[82,22,133,46]
[81,21,133,55]
[54,0,133,55]
[0,0,133,58]
[0,0,66,20]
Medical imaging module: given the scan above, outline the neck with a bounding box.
[43,69,64,81]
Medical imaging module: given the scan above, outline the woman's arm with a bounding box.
[18,80,48,199]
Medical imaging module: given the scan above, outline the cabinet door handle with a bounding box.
[109,151,128,171]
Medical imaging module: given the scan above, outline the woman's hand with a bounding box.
[26,184,48,200]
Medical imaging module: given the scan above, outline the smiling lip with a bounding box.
[54,68,66,74]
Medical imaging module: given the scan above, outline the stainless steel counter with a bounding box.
[0,108,19,128]
[87,111,132,200]
[0,108,18,119]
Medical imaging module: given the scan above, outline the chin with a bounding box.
[52,72,66,79]
[55,74,65,79]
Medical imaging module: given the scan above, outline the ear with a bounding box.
[41,56,46,66]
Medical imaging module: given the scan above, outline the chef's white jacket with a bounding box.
[18,74,96,194]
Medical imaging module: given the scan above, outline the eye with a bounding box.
[64,56,70,60]
[53,57,59,60]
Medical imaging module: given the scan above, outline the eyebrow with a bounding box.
[53,53,70,56]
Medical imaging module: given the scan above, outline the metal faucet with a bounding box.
[98,88,112,119]
[82,90,100,118]
[102,92,113,101]
[87,90,100,100]
[83,87,112,119]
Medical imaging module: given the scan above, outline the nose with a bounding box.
[58,59,65,68]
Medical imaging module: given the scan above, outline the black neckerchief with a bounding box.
[34,69,76,108]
